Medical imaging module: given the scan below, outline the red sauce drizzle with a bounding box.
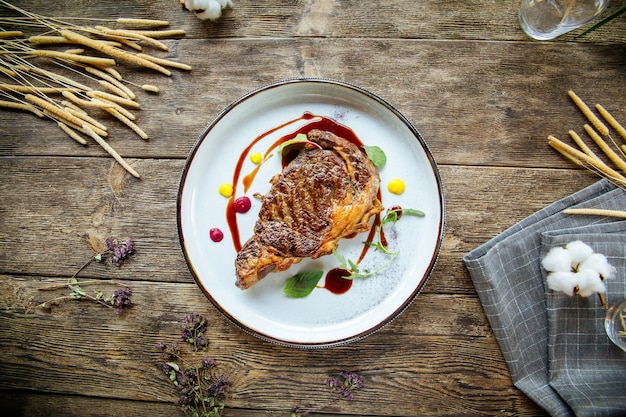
[227,112,383,296]
[322,268,353,294]
[227,114,314,251]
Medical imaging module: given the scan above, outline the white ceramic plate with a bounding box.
[177,79,445,348]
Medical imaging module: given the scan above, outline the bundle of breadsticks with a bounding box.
[0,1,192,178]
[548,90,626,219]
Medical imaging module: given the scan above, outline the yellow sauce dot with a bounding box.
[387,178,405,195]
[250,152,263,164]
[218,182,233,198]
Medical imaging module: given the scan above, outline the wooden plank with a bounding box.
[0,38,623,169]
[0,156,599,292]
[2,0,623,42]
[0,277,544,416]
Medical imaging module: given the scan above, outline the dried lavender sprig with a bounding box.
[292,371,364,416]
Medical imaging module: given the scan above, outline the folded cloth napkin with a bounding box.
[463,180,626,417]
[541,221,626,416]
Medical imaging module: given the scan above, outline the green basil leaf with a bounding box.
[364,145,386,168]
[283,270,324,298]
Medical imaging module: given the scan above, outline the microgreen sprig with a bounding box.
[335,206,425,280]
[282,206,425,297]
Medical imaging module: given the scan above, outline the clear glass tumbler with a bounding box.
[519,0,609,40]
[605,299,626,352]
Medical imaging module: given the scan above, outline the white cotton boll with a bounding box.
[546,271,579,296]
[195,1,223,21]
[185,0,209,10]
[185,0,231,21]
[574,269,606,297]
[565,240,594,265]
[578,252,617,280]
[542,246,573,272]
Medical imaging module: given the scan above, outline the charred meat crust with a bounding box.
[235,129,382,289]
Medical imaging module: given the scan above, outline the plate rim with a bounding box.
[176,77,446,348]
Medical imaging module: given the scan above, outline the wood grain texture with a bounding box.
[1,0,624,416]
[0,38,624,168]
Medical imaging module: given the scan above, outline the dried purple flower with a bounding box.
[101,237,135,266]
[201,358,217,368]
[156,341,180,361]
[179,313,208,351]
[206,373,230,400]
[327,371,363,401]
[112,287,132,314]
[340,371,364,390]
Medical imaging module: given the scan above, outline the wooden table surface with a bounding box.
[1,1,625,416]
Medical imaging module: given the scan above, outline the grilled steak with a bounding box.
[235,129,383,289]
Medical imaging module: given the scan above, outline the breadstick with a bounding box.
[87,90,140,109]
[89,29,142,51]
[548,135,626,182]
[98,80,131,100]
[62,91,115,109]
[29,49,116,67]
[63,48,85,55]
[596,104,626,141]
[568,130,600,161]
[583,124,626,173]
[563,208,626,218]
[568,90,609,136]
[0,67,17,77]
[61,29,171,76]
[64,107,108,131]
[0,31,23,38]
[25,94,88,126]
[57,121,87,145]
[85,66,135,99]
[94,26,168,51]
[136,53,192,70]
[0,84,79,94]
[141,84,159,93]
[104,107,148,140]
[82,125,140,178]
[97,98,136,120]
[93,65,122,81]
[116,18,169,26]
[61,100,88,115]
[130,29,186,38]
[28,35,70,44]
[0,99,44,117]
[43,109,107,137]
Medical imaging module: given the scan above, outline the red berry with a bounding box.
[233,196,251,213]
[209,228,224,242]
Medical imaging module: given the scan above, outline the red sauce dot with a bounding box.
[233,196,251,213]
[324,268,353,294]
[209,228,224,242]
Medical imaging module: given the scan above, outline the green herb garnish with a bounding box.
[281,206,426,296]
[363,145,386,168]
[283,270,324,298]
